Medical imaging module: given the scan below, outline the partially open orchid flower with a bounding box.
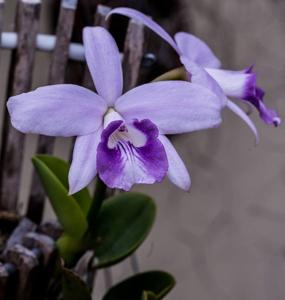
[8,27,223,194]
[108,8,281,141]
[177,34,280,124]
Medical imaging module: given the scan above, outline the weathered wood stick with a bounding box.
[0,0,5,150]
[27,0,78,223]
[5,244,39,300]
[0,0,41,212]
[23,232,57,300]
[122,19,146,92]
[49,0,79,85]
[0,1,5,44]
[0,262,11,300]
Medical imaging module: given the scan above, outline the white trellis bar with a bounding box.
[0,32,156,63]
[0,32,85,61]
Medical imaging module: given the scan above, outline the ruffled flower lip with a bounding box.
[96,118,168,191]
[243,68,281,127]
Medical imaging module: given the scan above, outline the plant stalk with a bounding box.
[152,66,188,82]
[87,177,107,234]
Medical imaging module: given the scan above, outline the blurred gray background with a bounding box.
[136,1,285,300]
[0,0,285,299]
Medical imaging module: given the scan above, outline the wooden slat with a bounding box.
[0,1,5,42]
[94,4,111,27]
[1,220,56,300]
[122,19,146,92]
[4,244,39,300]
[0,0,41,212]
[2,263,18,300]
[0,263,10,300]
[0,262,18,300]
[27,0,78,223]
[0,0,6,151]
[23,233,57,300]
[49,0,79,85]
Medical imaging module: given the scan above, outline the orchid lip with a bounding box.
[97,118,169,191]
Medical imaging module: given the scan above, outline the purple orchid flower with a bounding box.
[7,27,223,194]
[108,8,281,141]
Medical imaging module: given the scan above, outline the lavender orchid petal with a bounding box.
[69,128,103,194]
[7,84,107,137]
[115,81,223,135]
[159,135,191,191]
[180,56,227,107]
[175,32,221,68]
[227,100,259,144]
[83,27,123,105]
[206,67,281,126]
[108,7,180,54]
[97,119,168,190]
[205,68,256,99]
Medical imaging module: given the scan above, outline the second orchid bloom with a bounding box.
[109,7,281,143]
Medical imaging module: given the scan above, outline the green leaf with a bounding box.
[32,155,89,238]
[103,271,175,300]
[33,154,91,214]
[62,267,92,300]
[92,192,156,268]
[142,291,158,300]
[56,234,86,266]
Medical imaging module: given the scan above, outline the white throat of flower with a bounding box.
[103,108,147,150]
[103,107,123,128]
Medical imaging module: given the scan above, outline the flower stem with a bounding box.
[152,66,188,82]
[87,177,107,234]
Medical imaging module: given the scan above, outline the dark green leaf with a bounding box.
[103,271,175,300]
[32,155,89,238]
[62,267,92,300]
[92,192,156,268]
